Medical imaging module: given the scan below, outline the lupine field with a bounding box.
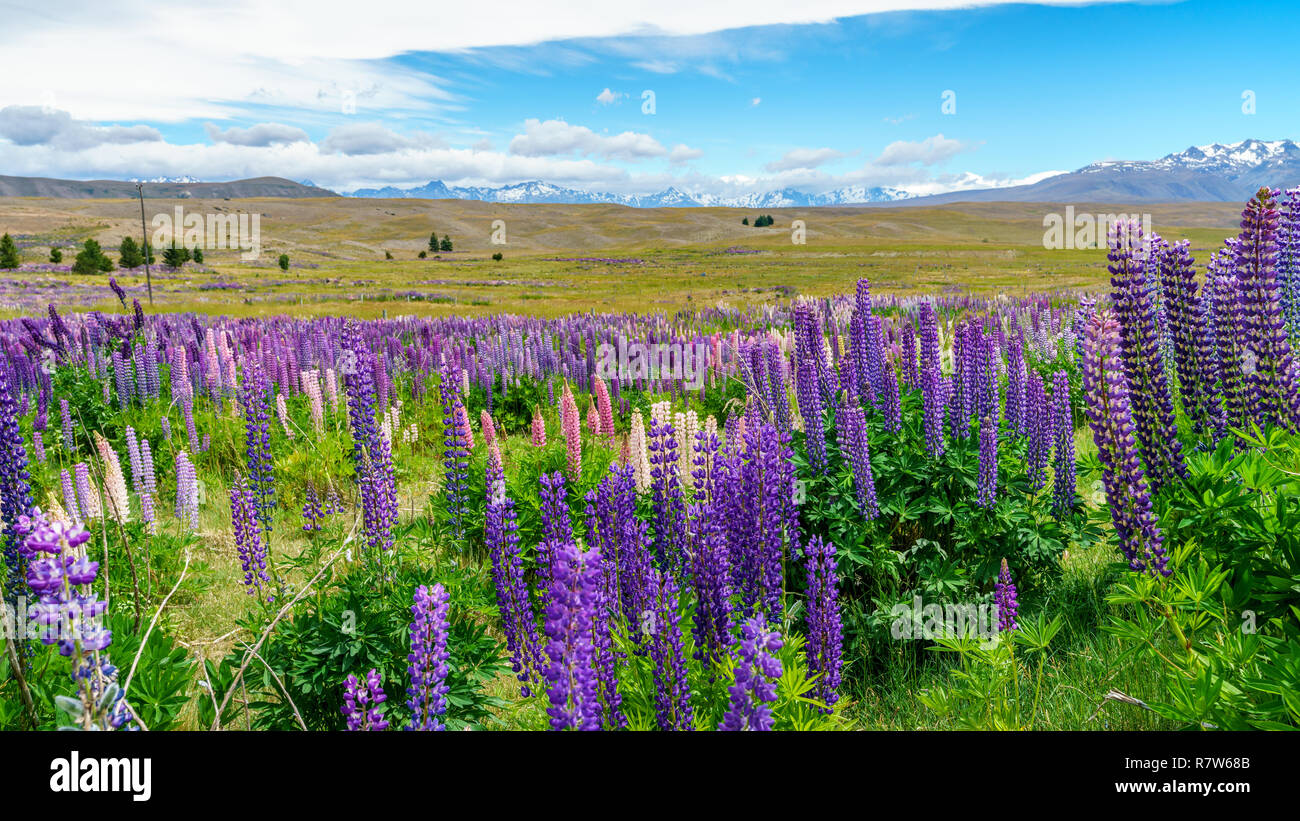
[2,186,1299,733]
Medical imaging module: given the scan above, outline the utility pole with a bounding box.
[136,182,153,305]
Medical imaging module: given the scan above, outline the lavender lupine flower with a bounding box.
[537,471,571,595]
[1108,220,1185,492]
[238,362,276,531]
[919,300,945,457]
[230,475,271,599]
[995,558,1019,632]
[17,512,131,730]
[976,413,998,508]
[174,451,199,532]
[542,541,602,731]
[342,669,389,731]
[182,397,199,454]
[900,319,919,389]
[406,583,451,731]
[719,615,783,731]
[803,534,842,712]
[1082,311,1168,576]
[647,568,693,731]
[879,353,902,434]
[60,397,74,451]
[73,462,100,520]
[1235,187,1300,430]
[1050,370,1077,519]
[834,400,879,518]
[61,468,80,523]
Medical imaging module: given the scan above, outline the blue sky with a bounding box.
[0,0,1295,196]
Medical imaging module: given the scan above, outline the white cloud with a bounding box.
[205,122,309,147]
[669,144,704,164]
[0,106,160,150]
[874,134,973,166]
[508,118,676,161]
[765,147,847,172]
[751,97,762,106]
[320,123,444,155]
[595,88,624,105]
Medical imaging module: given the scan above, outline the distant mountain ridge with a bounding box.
[0,175,338,199]
[346,179,911,207]
[879,139,1300,207]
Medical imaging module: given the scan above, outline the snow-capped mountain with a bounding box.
[890,138,1300,207]
[130,175,202,184]
[347,179,913,207]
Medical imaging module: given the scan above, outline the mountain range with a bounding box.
[345,179,911,207]
[0,139,1296,205]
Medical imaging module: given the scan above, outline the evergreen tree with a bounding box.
[118,236,143,269]
[0,233,19,269]
[439,234,453,252]
[72,239,113,275]
[742,217,749,225]
[162,242,190,269]
[278,253,290,271]
[49,247,62,264]
[429,232,439,252]
[192,246,204,263]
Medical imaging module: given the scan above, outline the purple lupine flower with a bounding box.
[0,368,33,597]
[238,361,276,531]
[1235,187,1300,431]
[1006,336,1027,437]
[879,350,902,434]
[1159,239,1219,430]
[487,446,542,693]
[160,415,172,442]
[976,413,998,508]
[1279,187,1300,342]
[995,558,1019,632]
[1108,219,1185,492]
[1082,311,1168,576]
[647,567,693,730]
[537,471,571,596]
[900,319,919,389]
[689,504,732,671]
[406,583,451,731]
[794,342,828,474]
[139,438,156,497]
[803,534,842,712]
[1050,369,1077,519]
[834,399,879,518]
[438,357,470,540]
[647,417,687,571]
[183,397,200,454]
[919,300,945,457]
[301,484,323,532]
[342,669,389,731]
[719,615,783,731]
[230,475,271,599]
[1025,371,1051,491]
[1213,273,1252,437]
[542,540,602,731]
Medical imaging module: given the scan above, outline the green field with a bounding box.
[0,196,1244,318]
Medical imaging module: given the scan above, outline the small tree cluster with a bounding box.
[0,233,19,269]
[73,239,115,275]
